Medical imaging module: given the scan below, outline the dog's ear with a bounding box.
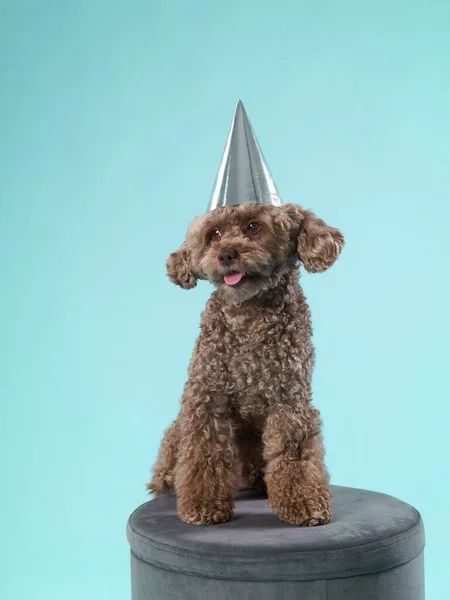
[166,246,198,289]
[283,203,344,273]
[299,210,344,273]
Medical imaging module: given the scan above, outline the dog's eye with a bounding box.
[210,229,222,241]
[247,222,261,234]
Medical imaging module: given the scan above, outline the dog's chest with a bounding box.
[224,324,304,416]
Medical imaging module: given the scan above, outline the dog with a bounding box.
[148,202,344,525]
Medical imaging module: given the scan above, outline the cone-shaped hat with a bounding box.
[206,100,282,212]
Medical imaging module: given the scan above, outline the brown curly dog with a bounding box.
[147,203,344,526]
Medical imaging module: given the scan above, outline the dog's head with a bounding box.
[166,204,344,303]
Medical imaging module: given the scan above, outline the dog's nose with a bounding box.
[218,248,239,266]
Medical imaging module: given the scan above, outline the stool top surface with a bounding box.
[127,485,424,582]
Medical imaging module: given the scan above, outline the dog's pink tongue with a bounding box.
[224,272,244,286]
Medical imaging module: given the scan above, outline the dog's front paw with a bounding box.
[177,497,234,525]
[265,455,332,526]
[272,495,332,526]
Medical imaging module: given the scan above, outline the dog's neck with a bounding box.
[219,266,303,324]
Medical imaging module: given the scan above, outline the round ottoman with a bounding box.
[126,485,425,600]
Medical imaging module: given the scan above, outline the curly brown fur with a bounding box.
[147,203,344,525]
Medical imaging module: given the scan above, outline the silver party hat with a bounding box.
[206,100,282,212]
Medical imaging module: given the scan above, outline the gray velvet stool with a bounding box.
[126,485,425,600]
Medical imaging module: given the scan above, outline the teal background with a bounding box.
[1,1,449,598]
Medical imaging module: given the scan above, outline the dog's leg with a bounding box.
[147,419,180,496]
[263,405,332,526]
[174,389,239,525]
